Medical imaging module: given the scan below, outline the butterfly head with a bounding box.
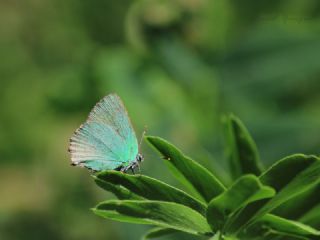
[136,153,144,163]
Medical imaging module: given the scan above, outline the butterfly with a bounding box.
[68,93,144,173]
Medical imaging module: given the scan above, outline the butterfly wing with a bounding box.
[68,94,139,171]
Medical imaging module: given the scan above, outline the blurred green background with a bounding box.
[1,0,320,239]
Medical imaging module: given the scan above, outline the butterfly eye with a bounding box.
[136,154,144,162]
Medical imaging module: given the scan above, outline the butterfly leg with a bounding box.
[88,168,97,174]
[118,165,125,172]
[131,167,135,175]
[137,162,141,172]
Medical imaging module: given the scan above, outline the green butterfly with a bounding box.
[68,93,143,173]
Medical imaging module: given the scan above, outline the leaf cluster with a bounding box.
[92,115,320,240]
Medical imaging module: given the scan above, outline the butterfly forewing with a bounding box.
[69,94,139,171]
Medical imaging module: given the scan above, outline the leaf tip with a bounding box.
[90,207,98,213]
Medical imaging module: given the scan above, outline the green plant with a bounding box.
[91,115,320,239]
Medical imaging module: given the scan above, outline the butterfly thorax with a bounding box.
[118,153,144,173]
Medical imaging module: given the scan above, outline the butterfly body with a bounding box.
[68,94,143,173]
[115,153,144,173]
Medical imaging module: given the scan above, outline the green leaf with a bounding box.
[94,176,142,200]
[211,233,239,240]
[227,154,320,234]
[95,170,206,215]
[143,227,178,239]
[146,136,226,203]
[93,200,212,235]
[256,154,320,221]
[273,183,320,220]
[209,232,222,240]
[207,174,275,231]
[248,214,320,239]
[299,203,320,229]
[224,114,263,179]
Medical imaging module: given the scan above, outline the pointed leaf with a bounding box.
[224,114,263,179]
[299,203,320,229]
[256,154,320,221]
[94,176,142,200]
[226,154,320,234]
[143,227,178,239]
[207,175,275,230]
[95,170,206,215]
[146,136,226,203]
[93,200,212,235]
[273,183,320,220]
[209,232,222,240]
[248,214,320,239]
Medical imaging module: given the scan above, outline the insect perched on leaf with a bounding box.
[68,93,144,173]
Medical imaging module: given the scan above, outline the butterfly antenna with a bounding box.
[139,125,147,149]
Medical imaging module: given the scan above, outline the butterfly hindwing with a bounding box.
[69,94,139,171]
